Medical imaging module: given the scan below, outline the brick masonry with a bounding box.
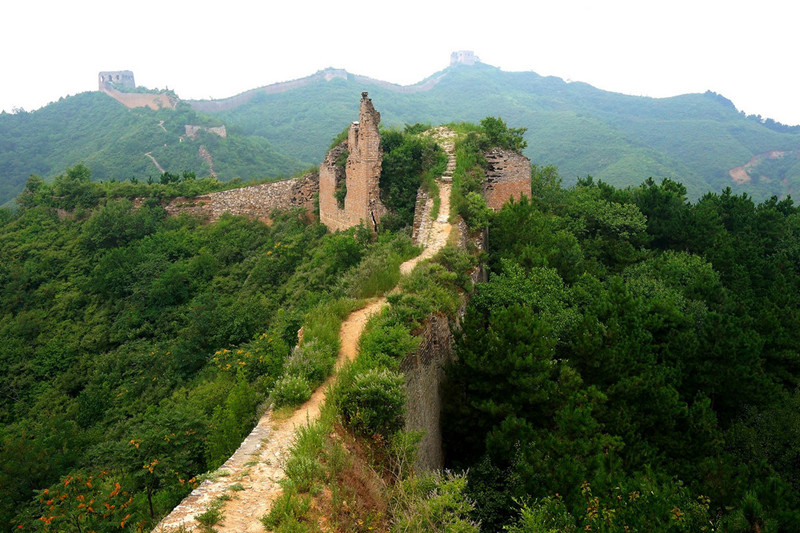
[401,313,453,471]
[185,125,227,138]
[162,172,318,223]
[319,92,387,232]
[483,149,532,210]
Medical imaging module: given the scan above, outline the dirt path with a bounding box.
[153,300,387,533]
[145,152,166,174]
[401,127,457,275]
[153,129,456,533]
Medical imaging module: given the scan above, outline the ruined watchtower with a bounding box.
[319,92,387,232]
[450,50,477,66]
[98,71,135,90]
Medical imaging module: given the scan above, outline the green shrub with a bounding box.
[303,298,358,352]
[392,471,479,533]
[195,505,224,530]
[461,192,492,230]
[284,455,324,493]
[262,490,313,531]
[272,374,312,407]
[480,116,528,152]
[339,368,406,438]
[283,343,335,388]
[359,313,420,364]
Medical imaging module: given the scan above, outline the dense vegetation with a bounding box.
[378,124,447,231]
[205,63,800,201]
[0,171,418,531]
[5,61,799,208]
[5,106,800,533]
[444,171,800,531]
[261,243,480,533]
[0,93,306,207]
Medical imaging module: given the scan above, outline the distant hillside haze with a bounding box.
[1,59,799,207]
[0,93,306,207]
[195,61,800,200]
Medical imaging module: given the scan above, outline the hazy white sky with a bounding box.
[2,0,798,125]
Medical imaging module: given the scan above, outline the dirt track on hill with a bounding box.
[153,128,456,533]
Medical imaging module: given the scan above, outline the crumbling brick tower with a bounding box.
[319,92,387,232]
[483,149,532,210]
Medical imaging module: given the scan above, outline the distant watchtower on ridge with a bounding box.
[98,71,135,90]
[450,50,477,66]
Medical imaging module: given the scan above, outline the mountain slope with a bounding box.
[200,62,800,200]
[0,92,306,206]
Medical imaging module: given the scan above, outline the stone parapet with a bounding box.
[319,93,386,233]
[185,125,227,139]
[483,149,531,210]
[401,313,453,471]
[410,186,432,245]
[163,173,318,223]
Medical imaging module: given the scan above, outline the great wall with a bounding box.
[153,92,530,531]
[98,70,177,110]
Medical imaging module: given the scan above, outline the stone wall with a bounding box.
[162,172,318,223]
[98,70,176,110]
[188,68,446,114]
[185,125,227,139]
[98,70,135,89]
[319,92,387,232]
[401,313,454,471]
[410,186,432,245]
[450,50,477,66]
[100,87,177,110]
[318,143,348,227]
[483,149,532,210]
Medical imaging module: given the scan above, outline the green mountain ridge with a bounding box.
[2,60,799,208]
[0,92,307,207]
[199,61,800,200]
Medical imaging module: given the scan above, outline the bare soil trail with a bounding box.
[153,129,456,532]
[145,152,166,174]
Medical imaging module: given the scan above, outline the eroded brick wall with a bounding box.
[163,172,318,223]
[401,314,453,471]
[185,125,227,138]
[319,93,386,232]
[483,149,532,210]
[319,142,350,230]
[100,87,177,110]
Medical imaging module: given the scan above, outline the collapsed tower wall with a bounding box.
[319,92,387,232]
[483,149,532,210]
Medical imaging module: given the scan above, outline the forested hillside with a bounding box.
[201,62,800,201]
[3,61,798,208]
[4,111,800,532]
[444,170,800,531]
[0,93,306,207]
[0,176,422,530]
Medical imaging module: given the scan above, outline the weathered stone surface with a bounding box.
[319,93,387,233]
[188,68,447,113]
[100,87,177,110]
[401,313,453,472]
[450,50,477,66]
[98,70,177,110]
[410,186,432,245]
[185,125,227,138]
[483,149,532,210]
[98,70,135,89]
[163,172,318,222]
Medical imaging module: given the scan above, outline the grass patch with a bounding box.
[196,468,231,484]
[340,234,418,299]
[195,498,226,532]
[261,489,314,532]
[431,194,441,221]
